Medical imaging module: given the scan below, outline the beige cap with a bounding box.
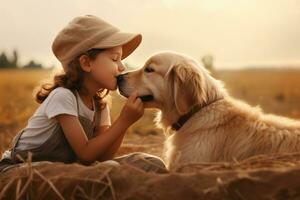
[52,15,142,71]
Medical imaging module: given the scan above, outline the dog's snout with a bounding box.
[116,73,128,85]
[116,74,124,83]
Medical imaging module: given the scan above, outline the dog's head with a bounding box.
[117,51,225,115]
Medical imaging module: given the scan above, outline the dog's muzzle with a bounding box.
[116,73,126,85]
[116,74,154,102]
[116,73,127,97]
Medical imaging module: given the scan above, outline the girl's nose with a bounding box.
[118,63,126,72]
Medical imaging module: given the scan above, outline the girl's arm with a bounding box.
[94,125,125,161]
[57,115,128,164]
[56,91,143,164]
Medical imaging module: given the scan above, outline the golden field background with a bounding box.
[0,68,300,158]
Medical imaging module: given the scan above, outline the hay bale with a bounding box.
[1,152,300,199]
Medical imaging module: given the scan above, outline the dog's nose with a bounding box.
[116,74,124,83]
[116,73,128,84]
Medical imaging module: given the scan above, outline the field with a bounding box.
[1,68,300,157]
[1,68,300,199]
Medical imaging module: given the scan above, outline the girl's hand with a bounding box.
[119,90,144,127]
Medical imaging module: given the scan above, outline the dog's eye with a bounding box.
[144,67,154,73]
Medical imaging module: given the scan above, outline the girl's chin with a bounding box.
[104,83,117,91]
[96,81,117,91]
[110,86,118,91]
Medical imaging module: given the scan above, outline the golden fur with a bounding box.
[118,51,300,170]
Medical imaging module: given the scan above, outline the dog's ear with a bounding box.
[167,61,208,115]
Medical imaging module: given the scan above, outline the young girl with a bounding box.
[0,15,166,173]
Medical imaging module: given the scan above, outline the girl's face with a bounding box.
[87,46,125,90]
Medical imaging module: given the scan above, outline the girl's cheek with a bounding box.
[107,61,119,75]
[91,66,106,79]
[99,67,113,80]
[92,59,117,79]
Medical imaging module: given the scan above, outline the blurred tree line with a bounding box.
[0,49,44,69]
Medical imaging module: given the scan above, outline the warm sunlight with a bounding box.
[1,1,300,199]
[0,0,299,69]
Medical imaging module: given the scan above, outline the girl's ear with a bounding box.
[79,55,91,72]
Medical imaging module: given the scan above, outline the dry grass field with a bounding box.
[1,68,300,199]
[1,68,300,157]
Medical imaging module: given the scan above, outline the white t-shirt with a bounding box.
[13,87,111,151]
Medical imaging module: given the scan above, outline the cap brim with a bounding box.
[92,32,142,60]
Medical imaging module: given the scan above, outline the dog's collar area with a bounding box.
[171,98,224,131]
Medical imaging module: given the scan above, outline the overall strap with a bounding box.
[92,97,102,127]
[9,129,25,151]
[9,129,26,163]
[72,89,101,127]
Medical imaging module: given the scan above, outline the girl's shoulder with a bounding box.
[44,87,77,105]
[49,87,76,98]
[50,86,74,94]
[40,87,78,118]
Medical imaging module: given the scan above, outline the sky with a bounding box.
[0,0,300,69]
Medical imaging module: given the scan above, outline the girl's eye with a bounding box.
[144,67,154,73]
[112,59,118,62]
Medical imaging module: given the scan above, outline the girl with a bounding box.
[0,15,166,173]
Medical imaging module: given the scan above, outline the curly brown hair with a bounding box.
[35,49,110,110]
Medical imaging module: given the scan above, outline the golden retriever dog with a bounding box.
[117,51,300,170]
